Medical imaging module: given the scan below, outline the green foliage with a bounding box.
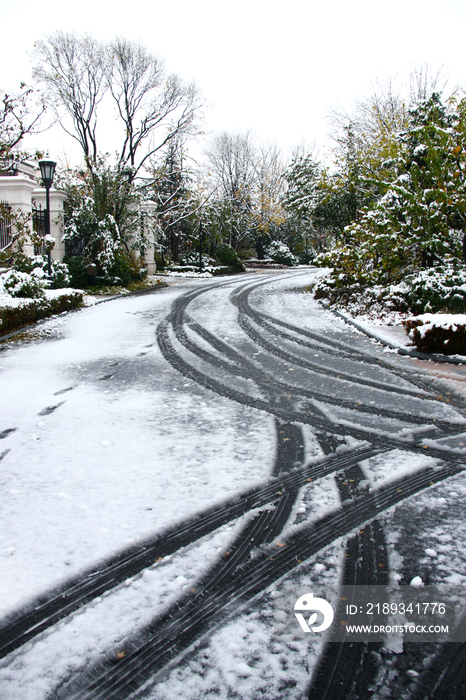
[106,251,133,286]
[215,243,245,271]
[311,265,466,317]
[317,94,466,293]
[14,254,70,289]
[108,251,146,286]
[59,159,140,274]
[403,315,466,354]
[63,256,89,289]
[0,291,83,335]
[48,261,71,289]
[404,267,466,314]
[154,252,165,271]
[237,248,255,260]
[64,250,145,289]
[1,270,45,298]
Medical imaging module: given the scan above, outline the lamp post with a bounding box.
[39,157,57,276]
[198,221,205,272]
[121,167,132,184]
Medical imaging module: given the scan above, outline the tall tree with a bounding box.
[319,93,466,285]
[252,142,285,256]
[33,32,202,178]
[34,32,106,169]
[206,132,257,249]
[108,37,201,180]
[149,139,194,261]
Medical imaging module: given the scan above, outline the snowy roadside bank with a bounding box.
[330,305,466,365]
[0,278,170,343]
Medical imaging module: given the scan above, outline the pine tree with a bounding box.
[320,93,466,285]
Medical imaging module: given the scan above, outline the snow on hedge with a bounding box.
[403,313,466,355]
[409,313,466,339]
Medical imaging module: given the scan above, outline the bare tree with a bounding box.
[0,84,45,165]
[33,32,106,169]
[205,132,257,248]
[409,63,449,105]
[33,33,202,179]
[255,142,285,217]
[206,132,257,203]
[108,38,201,180]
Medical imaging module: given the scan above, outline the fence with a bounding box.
[32,203,47,256]
[0,200,12,251]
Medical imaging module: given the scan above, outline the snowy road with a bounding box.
[1,269,466,699]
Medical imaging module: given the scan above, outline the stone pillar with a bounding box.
[0,176,36,256]
[31,188,67,262]
[139,201,158,275]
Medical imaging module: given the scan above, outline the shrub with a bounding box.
[154,252,165,271]
[215,244,245,272]
[404,267,466,314]
[298,249,315,265]
[403,314,466,355]
[13,254,70,289]
[237,248,256,261]
[265,241,298,266]
[64,251,145,288]
[310,265,466,317]
[0,270,45,298]
[211,266,238,276]
[0,291,83,334]
[64,256,89,288]
[107,251,133,286]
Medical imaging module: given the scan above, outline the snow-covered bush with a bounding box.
[403,314,466,355]
[0,291,83,334]
[311,265,466,317]
[0,270,45,298]
[179,250,217,268]
[63,209,121,274]
[265,241,298,266]
[59,159,141,277]
[311,271,410,315]
[13,254,70,289]
[404,266,466,314]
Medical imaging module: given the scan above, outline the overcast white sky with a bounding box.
[3,0,466,167]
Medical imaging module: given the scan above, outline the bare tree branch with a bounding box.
[33,32,108,168]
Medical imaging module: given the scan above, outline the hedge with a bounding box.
[403,314,466,355]
[0,292,84,335]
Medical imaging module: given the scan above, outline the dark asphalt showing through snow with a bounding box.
[2,270,466,699]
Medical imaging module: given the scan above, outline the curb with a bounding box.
[0,283,168,344]
[323,304,466,367]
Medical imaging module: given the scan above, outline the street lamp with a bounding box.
[198,221,205,272]
[121,167,132,184]
[39,157,57,276]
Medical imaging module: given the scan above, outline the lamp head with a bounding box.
[39,157,56,189]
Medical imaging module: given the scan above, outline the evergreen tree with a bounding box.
[319,93,466,285]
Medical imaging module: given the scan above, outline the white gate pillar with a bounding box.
[138,201,158,275]
[0,176,36,256]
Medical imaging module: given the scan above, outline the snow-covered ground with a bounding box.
[0,280,277,615]
[2,270,466,699]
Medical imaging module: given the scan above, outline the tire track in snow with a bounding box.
[307,439,388,700]
[0,445,383,660]
[50,461,463,700]
[3,272,465,697]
